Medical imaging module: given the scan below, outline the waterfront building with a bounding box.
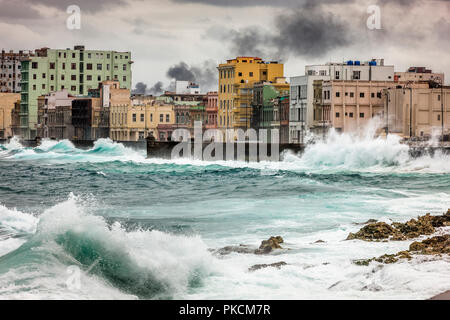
[0,50,33,93]
[395,67,444,84]
[313,80,396,135]
[385,84,449,139]
[206,91,218,129]
[251,79,289,142]
[271,95,290,144]
[36,89,75,139]
[0,93,20,138]
[290,59,394,143]
[19,46,132,139]
[148,102,175,141]
[217,57,284,138]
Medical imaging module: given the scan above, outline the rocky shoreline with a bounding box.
[349,209,450,265]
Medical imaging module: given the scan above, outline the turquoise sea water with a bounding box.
[0,133,449,299]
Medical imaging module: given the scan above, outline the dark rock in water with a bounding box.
[347,222,395,241]
[255,236,284,254]
[248,261,287,272]
[216,236,286,256]
[353,219,378,225]
[354,235,449,266]
[215,244,255,255]
[409,235,450,255]
[347,210,450,242]
[314,240,326,243]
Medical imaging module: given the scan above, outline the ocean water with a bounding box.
[0,132,449,300]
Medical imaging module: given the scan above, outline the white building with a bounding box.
[289,59,394,143]
[175,80,201,94]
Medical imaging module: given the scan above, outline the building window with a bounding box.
[336,112,340,118]
[123,76,126,82]
[360,92,364,98]
[336,92,340,97]
[123,64,127,71]
[132,114,136,122]
[51,86,54,91]
[71,75,76,81]
[71,63,76,70]
[98,75,101,81]
[371,92,375,98]
[42,84,45,89]
[50,75,54,81]
[360,113,364,118]
[160,114,163,122]
[238,72,242,76]
[33,85,36,90]
[249,72,253,77]
[140,114,144,122]
[377,92,382,98]
[335,71,340,79]
[166,114,170,122]
[353,71,360,80]
[97,64,102,70]
[32,62,38,69]
[33,74,37,80]
[349,112,354,118]
[50,63,55,69]
[61,75,65,80]
[150,114,153,122]
[71,86,76,91]
[438,114,441,121]
[350,92,354,98]
[87,63,92,70]
[62,63,66,70]
[87,75,92,81]
[438,95,441,101]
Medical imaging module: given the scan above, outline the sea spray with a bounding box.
[0,194,214,299]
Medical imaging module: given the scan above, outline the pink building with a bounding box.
[206,91,218,129]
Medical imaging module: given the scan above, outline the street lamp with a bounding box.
[436,78,444,143]
[403,81,413,138]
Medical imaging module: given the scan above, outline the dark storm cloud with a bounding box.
[272,7,352,58]
[217,1,354,59]
[132,82,148,95]
[148,81,165,95]
[166,60,218,92]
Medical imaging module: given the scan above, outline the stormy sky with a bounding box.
[1,0,449,92]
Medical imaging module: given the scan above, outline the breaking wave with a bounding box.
[0,195,213,299]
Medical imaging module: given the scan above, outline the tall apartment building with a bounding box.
[0,50,33,93]
[19,45,132,138]
[217,57,284,138]
[206,91,218,129]
[290,59,394,143]
[395,67,444,84]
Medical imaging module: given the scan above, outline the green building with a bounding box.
[20,45,132,138]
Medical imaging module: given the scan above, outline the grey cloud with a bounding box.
[28,0,127,13]
[132,82,148,95]
[166,60,218,92]
[148,81,164,95]
[0,0,42,19]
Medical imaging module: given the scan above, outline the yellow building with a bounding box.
[0,93,20,138]
[110,101,175,141]
[217,57,284,135]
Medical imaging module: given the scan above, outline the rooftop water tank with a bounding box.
[354,61,361,65]
[369,61,377,66]
[347,60,353,65]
